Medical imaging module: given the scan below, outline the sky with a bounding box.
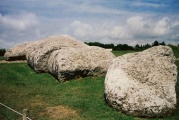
[0,0,179,49]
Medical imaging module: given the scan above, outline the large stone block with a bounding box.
[105,46,177,117]
[48,46,115,81]
[4,41,39,61]
[26,35,88,72]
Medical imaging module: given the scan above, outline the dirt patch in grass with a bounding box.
[30,98,49,108]
[40,105,80,120]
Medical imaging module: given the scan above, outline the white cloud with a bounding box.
[110,26,131,39]
[0,12,38,31]
[0,0,179,50]
[70,20,112,41]
[125,16,173,40]
[68,16,179,45]
[171,20,179,28]
[132,1,166,8]
[0,12,40,48]
[127,16,153,37]
[70,20,93,38]
[154,17,170,36]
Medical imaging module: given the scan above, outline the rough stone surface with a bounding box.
[4,41,39,61]
[26,35,88,72]
[48,46,115,81]
[104,46,177,117]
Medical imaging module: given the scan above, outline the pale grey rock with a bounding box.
[105,46,177,117]
[4,41,39,61]
[47,46,115,81]
[26,35,88,72]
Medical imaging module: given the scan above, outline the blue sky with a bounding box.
[0,0,179,48]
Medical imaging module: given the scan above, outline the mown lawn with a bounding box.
[0,56,5,61]
[173,50,179,58]
[0,51,179,120]
[112,50,137,56]
[0,63,132,120]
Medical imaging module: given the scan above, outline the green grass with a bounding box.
[173,50,179,58]
[0,52,179,120]
[0,56,5,61]
[0,63,131,120]
[112,50,138,57]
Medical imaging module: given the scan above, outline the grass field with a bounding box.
[0,56,5,61]
[112,50,137,56]
[0,51,179,120]
[173,50,179,58]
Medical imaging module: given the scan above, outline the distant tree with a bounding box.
[134,44,141,51]
[85,42,104,48]
[143,43,151,50]
[135,44,140,48]
[85,42,115,49]
[134,43,151,51]
[178,44,179,47]
[152,40,159,46]
[103,43,114,49]
[113,44,122,50]
[113,44,134,51]
[159,41,166,46]
[168,44,179,50]
[122,44,129,50]
[0,49,6,56]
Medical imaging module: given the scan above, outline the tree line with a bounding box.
[85,41,179,51]
[0,49,6,56]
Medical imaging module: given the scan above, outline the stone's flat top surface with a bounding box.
[4,35,87,61]
[114,46,177,86]
[27,35,88,52]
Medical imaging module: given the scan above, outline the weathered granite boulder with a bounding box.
[26,35,88,72]
[4,41,39,61]
[47,46,115,81]
[105,46,177,117]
